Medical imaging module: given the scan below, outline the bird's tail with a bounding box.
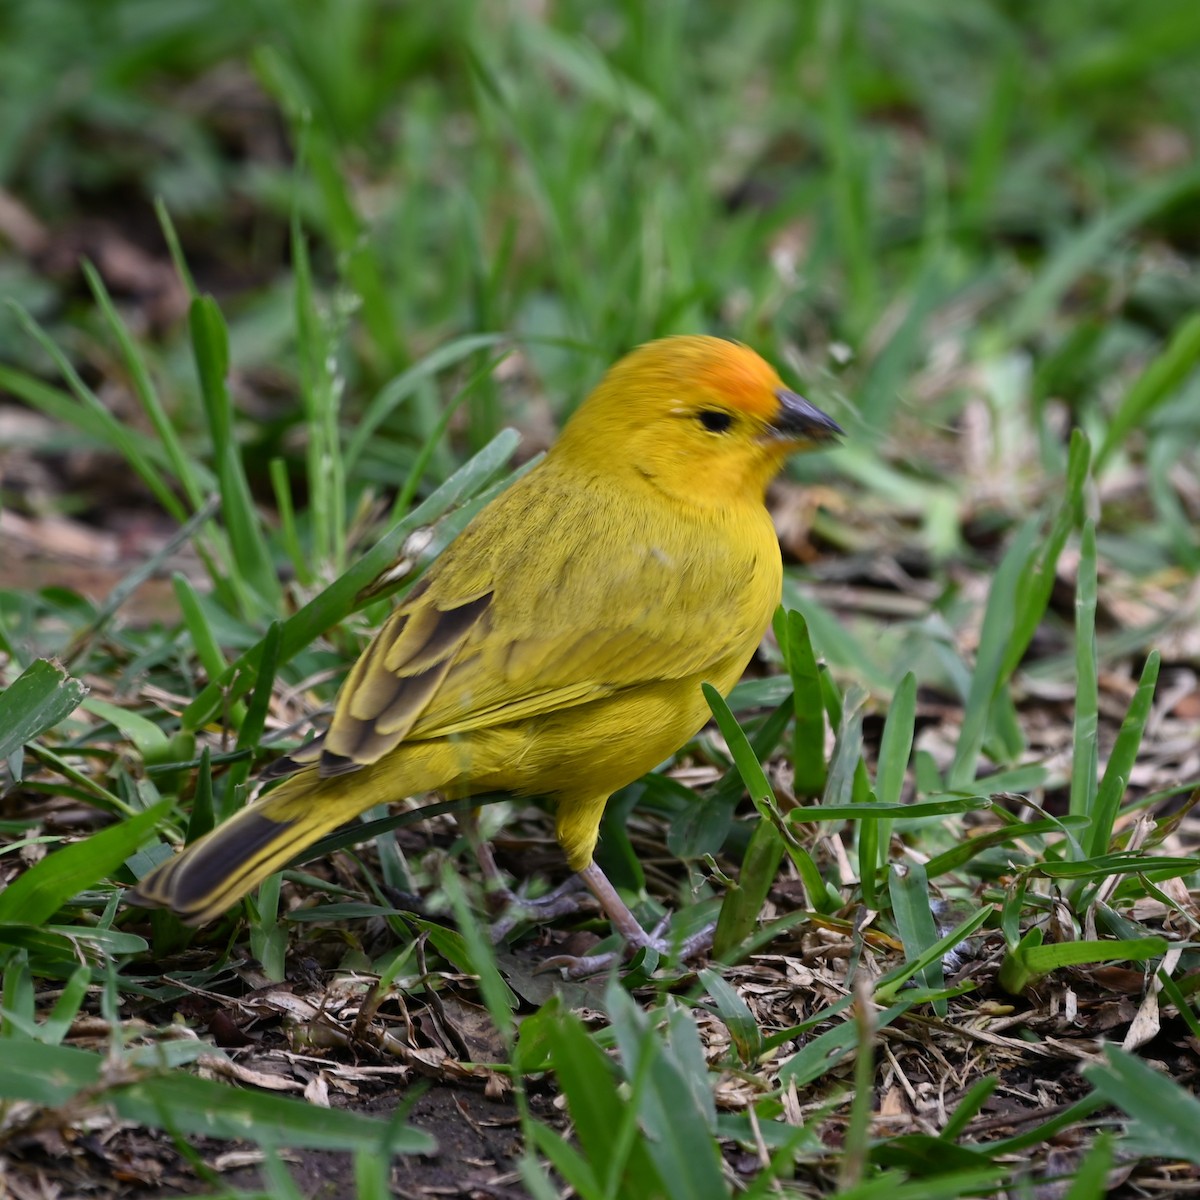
[128,756,436,926]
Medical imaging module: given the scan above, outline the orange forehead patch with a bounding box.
[693,338,785,419]
[626,335,785,420]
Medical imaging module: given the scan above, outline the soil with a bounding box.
[1,1083,540,1199]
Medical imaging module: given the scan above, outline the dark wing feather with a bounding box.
[318,590,492,776]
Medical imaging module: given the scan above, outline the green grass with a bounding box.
[3,0,1200,1196]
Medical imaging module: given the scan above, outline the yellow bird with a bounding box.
[130,336,841,970]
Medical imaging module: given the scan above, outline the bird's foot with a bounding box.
[477,843,716,976]
[471,826,595,932]
[538,917,716,978]
[535,861,715,978]
[487,872,592,942]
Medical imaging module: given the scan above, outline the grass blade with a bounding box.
[948,516,1039,788]
[775,607,827,798]
[889,861,946,1014]
[867,671,915,902]
[188,294,280,613]
[1086,651,1161,857]
[1097,311,1200,470]
[703,683,828,912]
[0,660,88,765]
[1070,520,1099,829]
[179,428,521,730]
[81,260,210,511]
[1083,1045,1200,1165]
[0,799,172,926]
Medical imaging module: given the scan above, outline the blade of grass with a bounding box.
[172,573,231,688]
[0,660,88,766]
[1000,430,1090,681]
[889,861,946,1014]
[939,1075,998,1142]
[822,11,876,330]
[390,348,516,521]
[81,698,170,766]
[0,799,172,926]
[838,982,876,1190]
[604,986,726,1200]
[1063,1135,1114,1200]
[823,683,867,807]
[1086,651,1160,858]
[669,696,791,860]
[269,456,309,585]
[0,1038,433,1152]
[155,199,198,296]
[774,607,827,799]
[188,294,280,614]
[962,46,1019,229]
[292,214,346,570]
[187,748,215,843]
[698,968,762,1064]
[1082,1045,1200,1166]
[1001,932,1167,995]
[948,515,1039,788]
[778,1002,910,1090]
[1096,311,1200,470]
[924,815,1087,879]
[1069,520,1099,832]
[703,683,828,913]
[64,495,222,668]
[540,1003,666,1200]
[438,867,516,1048]
[1009,165,1200,343]
[867,671,915,904]
[874,907,992,1005]
[179,428,521,731]
[346,333,510,474]
[711,814,784,962]
[522,1123,605,1200]
[5,305,187,523]
[80,260,210,511]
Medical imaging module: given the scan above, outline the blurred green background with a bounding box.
[4,0,1198,528]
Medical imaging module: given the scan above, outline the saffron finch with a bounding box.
[130,336,841,968]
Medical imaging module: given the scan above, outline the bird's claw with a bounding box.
[488,873,592,942]
[537,919,716,978]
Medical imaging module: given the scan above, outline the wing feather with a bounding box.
[320,591,492,774]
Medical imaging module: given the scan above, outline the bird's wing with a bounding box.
[307,467,771,775]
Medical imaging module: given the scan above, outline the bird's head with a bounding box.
[555,336,842,505]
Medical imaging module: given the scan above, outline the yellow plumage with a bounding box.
[130,336,840,945]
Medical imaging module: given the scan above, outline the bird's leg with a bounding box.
[538,861,715,978]
[457,809,594,938]
[471,833,522,915]
[461,812,713,964]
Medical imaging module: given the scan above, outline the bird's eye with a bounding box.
[697,409,733,433]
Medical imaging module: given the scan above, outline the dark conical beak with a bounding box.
[770,389,843,443]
